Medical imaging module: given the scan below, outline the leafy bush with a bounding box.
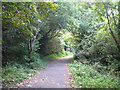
[2,65,29,88]
[2,53,48,88]
[69,60,120,88]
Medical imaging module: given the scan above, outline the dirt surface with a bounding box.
[18,56,73,88]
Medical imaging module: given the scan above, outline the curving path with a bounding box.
[18,56,73,88]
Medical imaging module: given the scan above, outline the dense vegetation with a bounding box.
[2,1,120,88]
[69,61,119,88]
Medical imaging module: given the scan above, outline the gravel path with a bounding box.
[18,56,73,88]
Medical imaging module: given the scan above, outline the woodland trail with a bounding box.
[18,56,73,88]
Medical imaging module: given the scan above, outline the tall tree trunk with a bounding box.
[31,30,39,50]
[118,1,120,41]
[27,38,32,63]
[105,7,120,54]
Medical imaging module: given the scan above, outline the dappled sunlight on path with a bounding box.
[57,55,73,60]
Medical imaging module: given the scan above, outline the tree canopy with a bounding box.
[2,1,120,88]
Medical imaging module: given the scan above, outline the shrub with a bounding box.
[69,60,120,88]
[2,52,48,88]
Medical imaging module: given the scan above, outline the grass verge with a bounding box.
[2,53,48,88]
[45,52,73,61]
[69,60,120,88]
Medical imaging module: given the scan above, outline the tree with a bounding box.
[2,2,59,64]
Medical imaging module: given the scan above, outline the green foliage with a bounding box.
[3,65,29,88]
[39,36,65,55]
[45,51,69,61]
[73,2,120,72]
[2,2,59,64]
[2,53,48,88]
[69,60,120,88]
[2,1,120,88]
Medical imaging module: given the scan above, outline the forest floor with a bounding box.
[17,56,73,88]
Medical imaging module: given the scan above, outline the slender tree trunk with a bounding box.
[105,7,120,54]
[31,30,39,50]
[118,1,120,41]
[27,36,33,63]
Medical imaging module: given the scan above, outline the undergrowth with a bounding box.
[69,60,120,88]
[2,51,73,88]
[2,53,48,88]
